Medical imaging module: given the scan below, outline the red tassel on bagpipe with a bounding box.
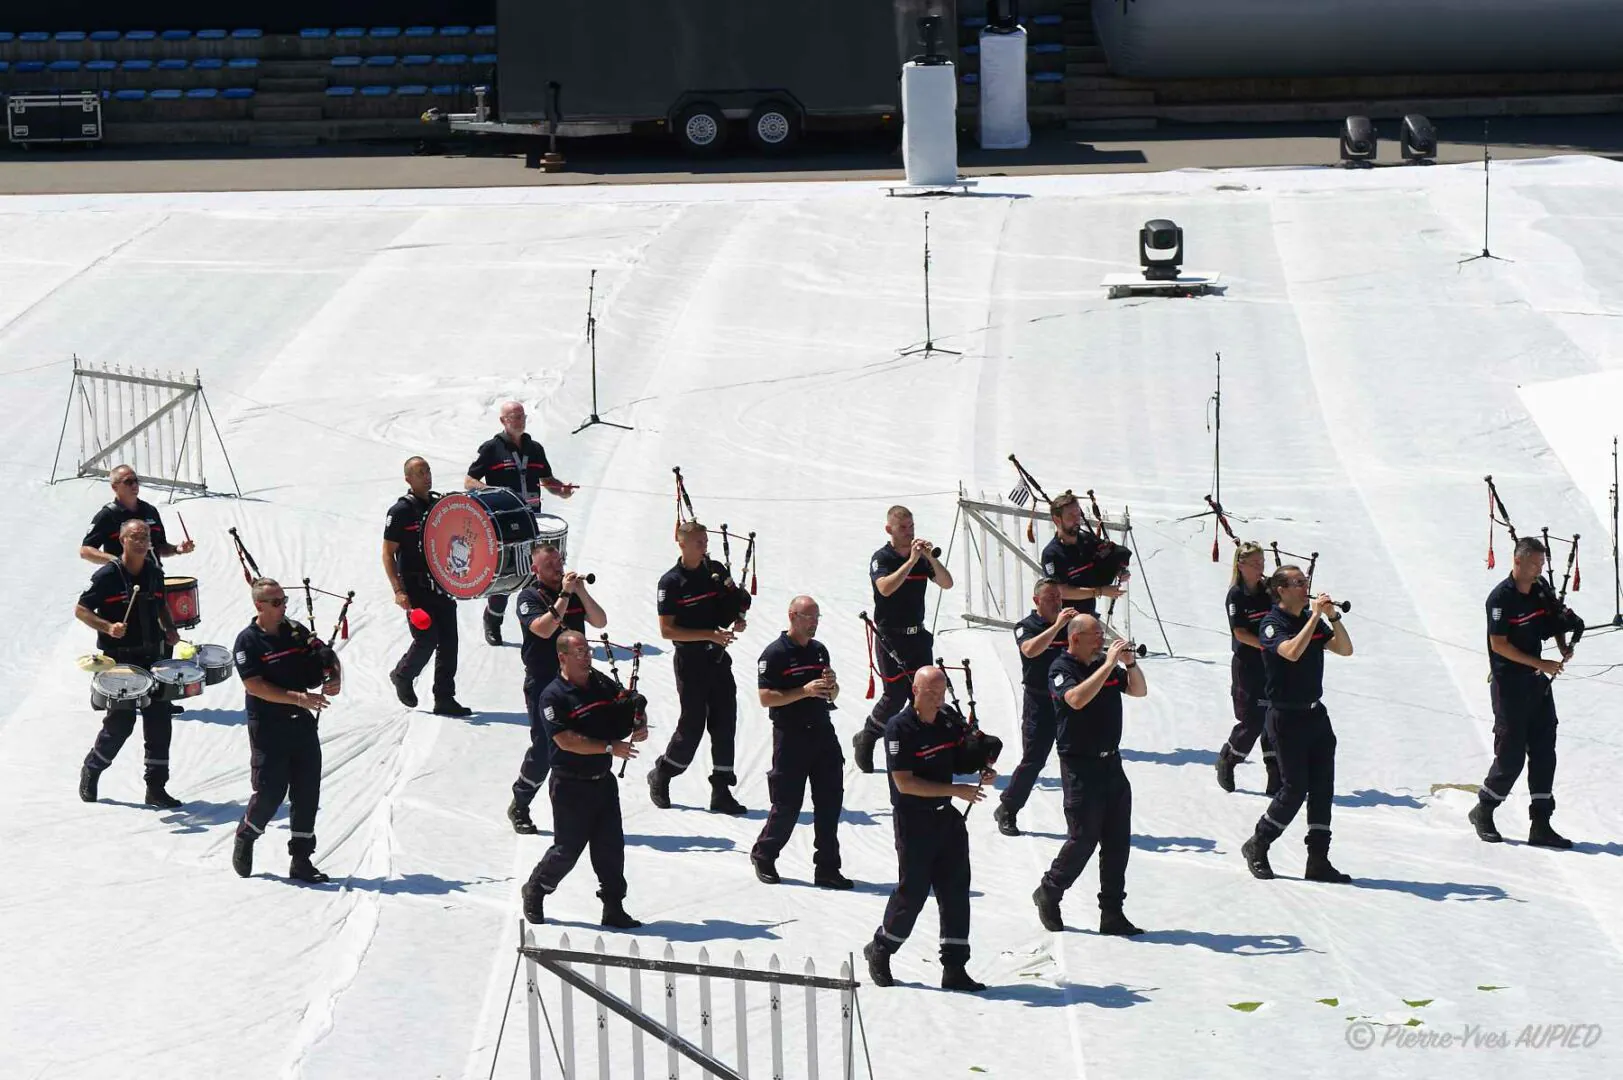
[340,614,350,640]
[1211,534,1220,563]
[865,622,877,699]
[1026,518,1035,544]
[1572,536,1580,592]
[750,568,757,596]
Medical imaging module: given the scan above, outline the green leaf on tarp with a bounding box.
[1228,1001,1264,1013]
[1404,1018,1424,1027]
[1477,985,1508,992]
[970,1068,987,1074]
[1316,998,1339,1007]
[1403,999,1433,1008]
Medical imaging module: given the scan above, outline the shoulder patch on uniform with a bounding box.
[886,739,900,755]
[543,706,555,722]
[1491,607,1502,622]
[758,660,768,675]
[870,558,880,574]
[1015,626,1028,638]
[1227,602,1236,617]
[1053,672,1065,686]
[235,650,248,665]
[1263,624,1276,639]
[657,588,666,603]
[1043,561,1055,576]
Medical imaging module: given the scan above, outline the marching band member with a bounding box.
[1215,541,1280,796]
[995,579,1073,836]
[1041,491,1126,615]
[384,457,470,718]
[78,464,196,568]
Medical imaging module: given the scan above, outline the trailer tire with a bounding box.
[746,100,799,154]
[674,102,727,155]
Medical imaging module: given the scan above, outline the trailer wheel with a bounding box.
[746,100,799,154]
[675,102,727,154]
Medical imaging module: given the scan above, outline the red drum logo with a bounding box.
[424,493,501,599]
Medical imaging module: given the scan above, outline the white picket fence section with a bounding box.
[519,925,863,1080]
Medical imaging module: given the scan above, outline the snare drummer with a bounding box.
[464,401,577,646]
[384,457,470,718]
[78,464,196,568]
[75,520,184,810]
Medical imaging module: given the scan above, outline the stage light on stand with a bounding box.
[1401,113,1437,164]
[1139,219,1183,281]
[1340,115,1377,166]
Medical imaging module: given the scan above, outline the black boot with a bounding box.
[647,766,672,810]
[993,803,1021,837]
[1033,885,1064,932]
[79,765,99,804]
[483,613,502,646]
[390,670,417,709]
[1528,815,1573,850]
[709,781,747,816]
[289,854,331,884]
[521,882,545,924]
[507,799,539,835]
[862,940,894,988]
[144,783,183,810]
[1241,834,1275,880]
[1099,909,1144,936]
[601,900,643,930]
[1469,800,1503,843]
[232,834,255,878]
[852,729,877,774]
[1215,746,1240,793]
[941,964,986,993]
[433,697,473,718]
[753,856,781,884]
[1304,849,1352,884]
[815,869,855,890]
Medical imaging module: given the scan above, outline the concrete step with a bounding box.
[252,105,324,122]
[1066,62,1112,76]
[1066,116,1159,132]
[1066,45,1107,62]
[257,76,326,94]
[1065,88,1158,106]
[252,91,327,109]
[257,59,329,79]
[1064,75,1154,91]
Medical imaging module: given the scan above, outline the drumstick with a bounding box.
[120,584,142,627]
[178,514,191,544]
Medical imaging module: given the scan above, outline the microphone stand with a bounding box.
[1459,121,1510,267]
[573,268,633,434]
[899,212,960,358]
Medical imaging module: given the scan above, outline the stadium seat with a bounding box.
[151,88,182,100]
[1032,43,1063,54]
[20,32,51,43]
[222,86,254,99]
[158,58,188,71]
[440,26,470,36]
[231,29,262,39]
[360,85,391,96]
[16,60,45,73]
[335,27,365,39]
[402,54,432,66]
[300,28,332,39]
[197,29,227,40]
[331,56,362,67]
[121,59,153,71]
[0,33,15,44]
[364,55,396,66]
[961,17,986,28]
[55,31,86,42]
[961,72,979,84]
[0,61,9,72]
[370,27,401,38]
[193,57,224,70]
[90,30,121,42]
[1033,71,1064,82]
[405,26,436,38]
[471,53,497,65]
[474,25,496,36]
[161,30,192,41]
[185,87,218,99]
[325,85,357,96]
[48,59,82,71]
[1031,14,1063,25]
[962,45,978,55]
[114,88,146,101]
[434,53,468,65]
[227,57,259,69]
[431,84,460,95]
[85,59,117,72]
[126,31,156,42]
[395,84,427,96]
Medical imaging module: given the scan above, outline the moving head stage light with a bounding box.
[1140,219,1184,281]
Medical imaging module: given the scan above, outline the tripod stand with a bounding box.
[899,211,960,358]
[1459,121,1510,267]
[573,268,632,434]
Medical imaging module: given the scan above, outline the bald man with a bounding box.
[464,400,576,646]
[384,457,469,717]
[864,666,992,994]
[750,596,852,889]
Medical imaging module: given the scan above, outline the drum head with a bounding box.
[423,492,507,599]
[195,644,232,669]
[533,513,569,543]
[164,576,198,588]
[94,665,155,698]
[151,659,205,686]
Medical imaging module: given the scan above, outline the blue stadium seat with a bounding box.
[126,30,156,42]
[151,88,182,100]
[1032,42,1063,54]
[435,53,468,64]
[0,33,15,44]
[331,56,362,67]
[405,26,436,38]
[231,29,262,39]
[396,84,427,96]
[961,17,986,28]
[56,31,86,42]
[193,57,224,70]
[16,60,45,73]
[370,27,401,38]
[335,27,365,38]
[223,87,254,99]
[197,29,226,40]
[360,85,391,96]
[474,25,496,35]
[1033,71,1064,82]
[227,57,258,69]
[1031,14,1064,26]
[185,87,218,99]
[471,53,497,64]
[20,31,50,43]
[440,26,470,36]
[961,45,978,55]
[961,72,979,84]
[121,59,153,71]
[0,61,9,72]
[300,28,331,39]
[161,30,192,41]
[48,59,82,71]
[431,83,460,95]
[402,54,431,66]
[86,60,117,72]
[364,55,396,66]
[90,30,121,42]
[157,58,188,71]
[325,85,357,96]
[115,89,147,101]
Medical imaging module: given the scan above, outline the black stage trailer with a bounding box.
[426,0,954,160]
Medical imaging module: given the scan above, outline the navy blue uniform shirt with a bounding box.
[1486,576,1558,683]
[1226,581,1271,669]
[1041,532,1102,615]
[384,492,436,579]
[1259,605,1334,707]
[1013,611,1067,696]
[868,544,936,630]
[83,498,170,567]
[883,702,968,810]
[757,632,834,729]
[657,558,735,651]
[467,432,553,499]
[79,560,167,653]
[516,583,587,686]
[234,619,330,724]
[1049,651,1127,758]
[539,670,635,777]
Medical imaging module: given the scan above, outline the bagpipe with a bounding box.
[935,658,1003,775]
[1486,475,1585,646]
[1010,455,1133,585]
[600,634,650,776]
[858,610,916,698]
[230,526,353,676]
[673,466,756,626]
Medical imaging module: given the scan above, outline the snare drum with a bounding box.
[533,513,569,563]
[194,643,235,686]
[164,576,201,629]
[423,488,540,599]
[90,665,156,711]
[150,659,206,701]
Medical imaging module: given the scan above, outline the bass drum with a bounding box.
[423,488,539,599]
